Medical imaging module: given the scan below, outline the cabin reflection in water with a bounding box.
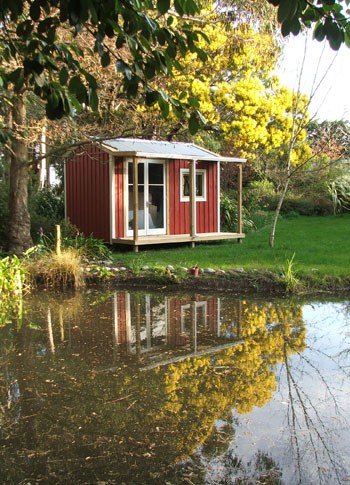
[70,292,243,365]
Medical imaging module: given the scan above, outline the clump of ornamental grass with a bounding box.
[25,247,85,289]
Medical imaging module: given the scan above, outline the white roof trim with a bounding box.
[100,139,246,163]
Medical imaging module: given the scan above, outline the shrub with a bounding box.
[250,210,276,229]
[62,233,112,261]
[262,193,333,216]
[244,179,275,212]
[38,222,112,262]
[29,186,65,242]
[220,193,255,232]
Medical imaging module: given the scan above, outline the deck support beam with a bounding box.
[237,163,243,244]
[132,157,139,246]
[217,161,220,232]
[190,159,197,239]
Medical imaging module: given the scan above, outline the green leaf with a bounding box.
[302,7,319,22]
[186,0,199,15]
[174,0,184,16]
[139,35,152,52]
[195,47,207,62]
[188,113,199,135]
[101,51,111,67]
[344,31,350,47]
[281,20,291,37]
[325,19,343,50]
[68,76,87,102]
[188,97,200,108]
[156,29,167,45]
[145,63,155,80]
[158,97,169,118]
[159,89,168,101]
[126,77,139,97]
[30,1,41,21]
[277,0,297,23]
[314,22,326,41]
[46,97,65,120]
[23,59,44,75]
[290,17,301,35]
[166,43,177,59]
[59,67,69,86]
[145,90,158,106]
[9,68,22,83]
[47,26,56,44]
[196,109,206,125]
[157,0,170,15]
[83,72,98,90]
[89,88,99,111]
[116,60,132,80]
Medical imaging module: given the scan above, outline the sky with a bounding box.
[276,32,350,123]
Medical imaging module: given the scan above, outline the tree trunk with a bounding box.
[7,96,33,254]
[269,178,290,248]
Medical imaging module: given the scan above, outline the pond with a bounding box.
[0,289,349,484]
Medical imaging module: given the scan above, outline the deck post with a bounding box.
[217,161,221,232]
[133,157,139,245]
[189,159,196,238]
[237,163,243,243]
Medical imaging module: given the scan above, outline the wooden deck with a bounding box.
[113,232,245,249]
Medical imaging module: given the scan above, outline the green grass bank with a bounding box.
[112,215,350,288]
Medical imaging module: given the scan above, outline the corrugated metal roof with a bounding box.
[101,138,245,163]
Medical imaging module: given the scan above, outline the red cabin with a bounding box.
[65,138,246,251]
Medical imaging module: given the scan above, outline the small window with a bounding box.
[180,169,206,202]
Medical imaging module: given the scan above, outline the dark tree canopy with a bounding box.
[1,0,349,129]
[267,0,350,50]
[0,0,208,132]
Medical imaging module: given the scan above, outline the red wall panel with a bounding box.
[169,160,217,235]
[114,158,124,238]
[66,145,110,241]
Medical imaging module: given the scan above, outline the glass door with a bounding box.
[127,160,166,236]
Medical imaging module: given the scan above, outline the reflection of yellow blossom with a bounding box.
[154,299,306,460]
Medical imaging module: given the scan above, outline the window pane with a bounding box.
[138,163,144,184]
[128,162,144,185]
[182,171,205,198]
[196,174,203,197]
[149,185,164,229]
[148,163,163,184]
[128,185,145,230]
[183,174,190,197]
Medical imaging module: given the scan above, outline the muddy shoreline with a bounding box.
[85,268,350,296]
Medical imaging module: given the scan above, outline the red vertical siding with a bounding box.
[66,145,110,241]
[169,160,217,235]
[114,157,124,238]
[168,299,191,347]
[115,292,127,345]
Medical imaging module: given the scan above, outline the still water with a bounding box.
[0,289,349,484]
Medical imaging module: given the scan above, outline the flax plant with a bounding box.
[0,255,28,297]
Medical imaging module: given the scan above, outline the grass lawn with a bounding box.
[112,214,350,279]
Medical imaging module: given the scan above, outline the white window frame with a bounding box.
[180,168,206,202]
[126,158,166,237]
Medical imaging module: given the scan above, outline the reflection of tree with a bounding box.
[0,293,307,484]
[200,302,349,485]
[279,306,349,485]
